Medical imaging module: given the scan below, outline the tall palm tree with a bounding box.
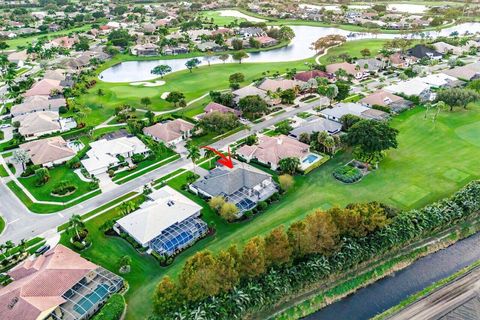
[68,214,84,241]
[187,144,201,173]
[204,148,216,169]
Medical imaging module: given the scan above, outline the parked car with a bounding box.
[0,124,11,129]
[35,244,50,255]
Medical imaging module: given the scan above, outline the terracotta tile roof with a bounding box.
[258,79,304,92]
[24,79,62,97]
[143,119,194,144]
[0,245,98,320]
[294,70,333,82]
[204,102,241,116]
[20,136,76,165]
[359,90,403,106]
[237,135,309,167]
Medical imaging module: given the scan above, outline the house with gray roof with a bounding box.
[190,162,277,213]
[289,116,342,139]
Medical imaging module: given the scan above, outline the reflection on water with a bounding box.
[100,23,480,83]
[304,232,480,320]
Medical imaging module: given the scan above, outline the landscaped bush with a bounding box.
[333,165,363,183]
[21,164,41,177]
[51,181,77,196]
[72,241,85,250]
[92,294,125,320]
[131,153,145,164]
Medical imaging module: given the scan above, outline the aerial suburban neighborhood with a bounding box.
[0,0,480,319]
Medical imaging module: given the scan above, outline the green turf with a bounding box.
[390,185,430,207]
[455,121,480,147]
[198,10,247,26]
[0,216,5,234]
[18,165,97,203]
[5,24,92,48]
[443,168,470,183]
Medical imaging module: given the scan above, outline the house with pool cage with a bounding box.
[189,162,277,215]
[114,185,208,257]
[0,244,123,320]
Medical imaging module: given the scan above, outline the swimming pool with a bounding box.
[302,154,319,164]
[73,283,110,316]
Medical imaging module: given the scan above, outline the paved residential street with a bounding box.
[0,97,328,243]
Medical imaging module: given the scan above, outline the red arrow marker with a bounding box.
[201,146,234,169]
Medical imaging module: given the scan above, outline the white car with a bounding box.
[0,124,11,129]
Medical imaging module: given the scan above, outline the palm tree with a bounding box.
[68,214,84,241]
[204,148,216,169]
[187,144,201,173]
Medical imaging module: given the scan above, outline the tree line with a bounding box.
[150,180,480,319]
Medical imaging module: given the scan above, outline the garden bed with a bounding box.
[333,161,368,184]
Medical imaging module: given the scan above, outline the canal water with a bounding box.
[304,232,480,320]
[99,23,480,83]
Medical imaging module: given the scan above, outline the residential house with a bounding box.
[204,102,241,117]
[356,58,386,74]
[236,135,310,170]
[10,96,66,117]
[254,36,278,47]
[186,29,213,41]
[407,44,443,60]
[13,111,63,138]
[232,85,280,106]
[326,62,367,80]
[43,69,66,81]
[24,79,62,97]
[20,136,76,167]
[190,161,277,213]
[320,102,389,122]
[115,186,208,257]
[359,90,412,113]
[294,70,334,82]
[238,27,265,38]
[384,78,434,101]
[420,73,461,89]
[131,43,159,56]
[48,36,78,49]
[258,78,304,92]
[162,45,189,55]
[442,62,480,81]
[388,52,416,69]
[196,41,223,52]
[0,244,123,320]
[433,41,463,55]
[289,116,342,139]
[143,119,194,145]
[7,50,28,67]
[81,136,150,176]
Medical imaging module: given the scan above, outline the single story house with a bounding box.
[131,43,159,56]
[238,27,265,38]
[383,78,434,101]
[10,96,66,117]
[0,245,123,320]
[24,79,62,97]
[294,70,334,82]
[258,78,304,92]
[204,102,241,117]
[254,36,278,47]
[387,52,416,69]
[190,161,277,213]
[232,86,280,106]
[442,62,480,81]
[320,102,389,122]
[356,58,386,73]
[197,41,223,52]
[359,90,412,113]
[81,136,150,176]
[20,136,76,167]
[407,44,443,60]
[7,50,28,67]
[420,73,461,89]
[432,41,463,55]
[162,45,189,55]
[326,62,368,80]
[48,36,78,49]
[289,116,342,139]
[13,111,62,138]
[236,135,310,170]
[115,186,208,257]
[143,119,194,145]
[43,69,66,81]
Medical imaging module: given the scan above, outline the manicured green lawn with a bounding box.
[18,165,97,203]
[0,216,5,234]
[5,24,92,48]
[76,58,315,126]
[65,104,480,319]
[0,164,8,177]
[198,10,247,26]
[318,39,391,64]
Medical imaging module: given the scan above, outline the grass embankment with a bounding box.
[59,103,480,319]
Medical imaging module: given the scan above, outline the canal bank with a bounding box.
[302,230,480,320]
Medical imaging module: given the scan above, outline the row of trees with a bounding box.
[153,202,390,315]
[151,180,480,319]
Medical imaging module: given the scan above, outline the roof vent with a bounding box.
[8,297,18,309]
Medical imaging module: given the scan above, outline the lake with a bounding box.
[99,23,480,83]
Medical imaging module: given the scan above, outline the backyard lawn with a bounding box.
[63,104,480,319]
[18,165,97,203]
[4,24,92,48]
[198,10,247,26]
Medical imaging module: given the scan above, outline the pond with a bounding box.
[99,23,480,83]
[299,3,429,13]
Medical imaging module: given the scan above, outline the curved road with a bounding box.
[0,97,328,243]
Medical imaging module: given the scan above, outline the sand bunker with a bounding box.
[130,80,166,87]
